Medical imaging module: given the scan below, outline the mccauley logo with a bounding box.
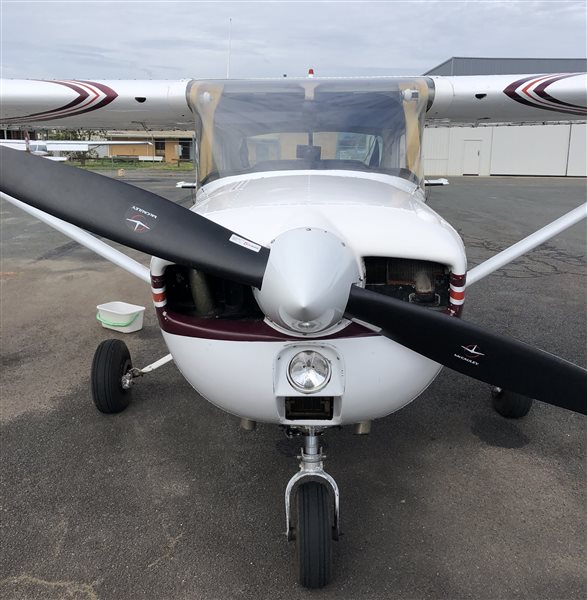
[125,206,157,233]
[131,206,157,219]
[461,345,485,358]
[453,344,484,367]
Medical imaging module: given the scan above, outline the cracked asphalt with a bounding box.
[1,172,585,600]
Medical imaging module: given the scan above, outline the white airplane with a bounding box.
[0,137,152,161]
[1,73,586,588]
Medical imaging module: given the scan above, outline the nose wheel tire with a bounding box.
[91,339,133,414]
[295,481,333,589]
[491,387,533,418]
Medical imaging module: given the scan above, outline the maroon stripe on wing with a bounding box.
[3,80,90,122]
[2,80,118,123]
[534,74,587,114]
[59,80,119,118]
[503,75,586,115]
[503,75,535,103]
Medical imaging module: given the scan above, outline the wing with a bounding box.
[0,79,193,130]
[2,74,585,131]
[427,72,587,124]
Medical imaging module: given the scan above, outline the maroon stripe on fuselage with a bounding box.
[156,308,378,342]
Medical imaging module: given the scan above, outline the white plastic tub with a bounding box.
[96,301,146,334]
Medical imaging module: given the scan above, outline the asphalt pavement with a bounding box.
[1,171,585,600]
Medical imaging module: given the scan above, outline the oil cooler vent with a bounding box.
[285,397,334,420]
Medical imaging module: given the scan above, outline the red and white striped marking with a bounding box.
[151,275,167,308]
[448,273,466,316]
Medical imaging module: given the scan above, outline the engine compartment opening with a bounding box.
[160,257,452,326]
[163,264,264,320]
[363,257,450,310]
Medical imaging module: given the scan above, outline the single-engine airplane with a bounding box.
[1,73,586,588]
[0,136,152,161]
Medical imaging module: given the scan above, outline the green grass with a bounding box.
[69,159,195,171]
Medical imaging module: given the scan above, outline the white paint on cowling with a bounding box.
[195,172,467,275]
[254,227,361,333]
[162,330,442,425]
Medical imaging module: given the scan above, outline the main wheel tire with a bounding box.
[491,387,533,419]
[91,339,132,414]
[295,482,332,589]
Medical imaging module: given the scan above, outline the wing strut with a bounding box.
[1,191,151,283]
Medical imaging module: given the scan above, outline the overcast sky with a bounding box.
[1,1,585,79]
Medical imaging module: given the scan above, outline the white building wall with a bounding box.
[490,125,569,175]
[423,123,586,177]
[567,124,587,176]
[421,128,450,175]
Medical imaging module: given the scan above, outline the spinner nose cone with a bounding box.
[254,228,361,333]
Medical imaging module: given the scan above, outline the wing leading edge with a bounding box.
[0,79,194,130]
[427,72,587,125]
[0,73,584,130]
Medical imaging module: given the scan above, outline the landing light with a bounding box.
[287,351,331,394]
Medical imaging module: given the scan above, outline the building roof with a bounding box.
[107,130,194,139]
[423,56,587,76]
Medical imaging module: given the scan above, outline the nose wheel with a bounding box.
[285,427,339,589]
[295,481,333,588]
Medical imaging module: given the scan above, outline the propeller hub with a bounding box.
[254,228,361,334]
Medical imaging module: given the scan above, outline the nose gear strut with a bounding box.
[284,427,340,587]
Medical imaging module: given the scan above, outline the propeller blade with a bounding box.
[0,147,269,287]
[345,286,587,414]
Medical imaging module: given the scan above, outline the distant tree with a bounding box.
[46,128,102,141]
[46,129,104,164]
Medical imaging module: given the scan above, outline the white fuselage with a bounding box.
[152,171,467,426]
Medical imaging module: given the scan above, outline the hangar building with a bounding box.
[422,57,586,177]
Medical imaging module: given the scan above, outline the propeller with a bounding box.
[0,147,269,288]
[345,286,586,414]
[1,147,585,414]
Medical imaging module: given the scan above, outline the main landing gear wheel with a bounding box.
[295,481,333,589]
[91,339,133,414]
[491,387,533,418]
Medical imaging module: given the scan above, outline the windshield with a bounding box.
[188,78,430,187]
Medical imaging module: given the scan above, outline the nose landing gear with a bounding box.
[285,427,340,588]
